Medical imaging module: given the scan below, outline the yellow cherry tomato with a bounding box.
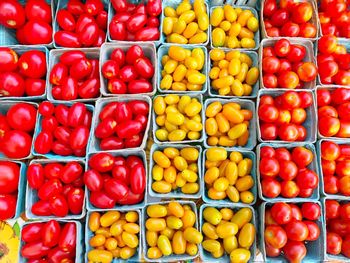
[146,218,166,232]
[235,175,254,191]
[203,207,222,225]
[247,16,259,32]
[169,33,189,44]
[182,182,199,194]
[88,212,100,232]
[152,181,172,193]
[225,161,238,185]
[168,201,185,218]
[161,227,174,240]
[157,235,172,256]
[206,147,227,162]
[231,208,253,229]
[204,167,220,184]
[202,222,219,239]
[178,95,191,113]
[182,209,196,228]
[161,74,173,90]
[120,247,136,260]
[208,188,226,200]
[163,17,174,35]
[164,6,177,17]
[203,240,221,253]
[212,28,226,47]
[105,237,118,251]
[241,38,256,48]
[186,243,198,256]
[239,223,255,248]
[213,177,229,192]
[125,211,138,223]
[198,13,209,31]
[146,231,158,247]
[230,151,243,163]
[220,208,234,221]
[168,129,187,141]
[192,48,205,70]
[89,234,106,247]
[205,118,218,136]
[228,123,248,140]
[224,235,238,254]
[147,204,168,219]
[246,67,259,85]
[210,7,224,26]
[179,10,196,24]
[155,129,169,141]
[123,223,140,234]
[153,151,171,168]
[147,247,162,259]
[224,5,237,22]
[88,249,113,263]
[183,227,203,244]
[154,97,166,115]
[100,211,120,227]
[240,191,254,204]
[222,106,244,124]
[206,101,222,117]
[216,222,239,238]
[121,232,138,248]
[230,248,251,263]
[226,185,240,202]
[215,113,230,133]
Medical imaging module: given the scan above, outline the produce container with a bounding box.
[260,0,319,41]
[53,0,109,48]
[142,200,199,262]
[209,5,260,50]
[0,160,26,219]
[47,48,101,102]
[315,39,349,86]
[204,98,256,149]
[259,201,324,262]
[207,49,259,99]
[148,144,202,199]
[100,42,157,97]
[316,139,350,198]
[25,158,86,220]
[259,38,317,89]
[256,143,320,202]
[199,203,257,262]
[160,0,210,46]
[19,220,83,263]
[0,100,38,160]
[202,148,257,205]
[32,102,94,160]
[316,85,350,140]
[152,94,205,144]
[256,89,317,143]
[107,0,162,45]
[85,209,142,262]
[0,45,49,101]
[89,96,152,153]
[321,197,350,262]
[0,0,55,47]
[86,149,147,211]
[157,44,208,94]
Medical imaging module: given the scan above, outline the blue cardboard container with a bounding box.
[209,5,260,50]
[316,139,350,198]
[54,0,109,48]
[321,197,350,262]
[199,203,257,262]
[256,143,320,202]
[31,102,94,160]
[0,45,49,101]
[19,220,84,263]
[107,0,162,46]
[157,44,208,94]
[142,201,199,262]
[0,0,54,47]
[89,96,152,153]
[25,159,86,220]
[152,94,205,144]
[99,42,157,97]
[257,89,317,143]
[47,48,101,102]
[0,101,38,160]
[148,144,202,199]
[160,0,210,45]
[202,148,257,205]
[259,201,324,262]
[207,49,259,99]
[85,209,142,262]
[203,98,257,150]
[86,150,147,211]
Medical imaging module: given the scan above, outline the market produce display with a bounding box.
[0,0,350,262]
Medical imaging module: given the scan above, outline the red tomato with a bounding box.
[318,35,338,55]
[119,65,138,82]
[279,59,292,72]
[271,202,292,224]
[31,200,51,216]
[265,243,281,257]
[21,241,50,259]
[297,62,317,82]
[301,202,321,220]
[337,120,350,138]
[260,157,280,177]
[78,78,100,99]
[285,220,309,241]
[287,45,306,62]
[261,178,281,198]
[319,116,341,137]
[264,225,288,249]
[266,27,280,37]
[61,77,78,100]
[109,20,126,40]
[281,22,300,37]
[60,162,83,184]
[274,39,291,57]
[78,22,99,47]
[318,106,338,119]
[258,104,279,123]
[281,180,300,198]
[87,59,99,78]
[275,148,291,161]
[134,57,154,78]
[127,79,152,94]
[146,0,161,16]
[105,178,129,200]
[70,126,89,151]
[263,47,276,58]
[0,161,19,194]
[111,48,125,65]
[96,10,107,30]
[111,0,127,12]
[331,88,350,105]
[0,47,18,72]
[130,163,145,194]
[38,102,54,117]
[279,160,298,180]
[44,163,63,179]
[60,51,85,66]
[22,223,43,243]
[0,72,25,97]
[296,169,318,189]
[265,209,277,225]
[85,0,104,16]
[340,203,350,220]
[67,187,84,214]
[290,204,302,221]
[102,60,120,79]
[84,169,103,191]
[58,223,76,252]
[126,13,147,33]
[321,141,340,161]
[135,26,160,41]
[57,9,75,32]
[7,103,37,132]
[339,175,350,195]
[260,146,275,158]
[116,120,142,139]
[319,61,339,79]
[262,56,280,74]
[292,2,313,23]
[42,220,60,247]
[341,236,350,257]
[27,163,44,190]
[324,175,339,194]
[278,71,299,89]
[271,9,289,27]
[322,159,336,176]
[283,240,307,263]
[278,124,299,141]
[47,247,74,263]
[291,108,306,125]
[25,78,45,96]
[263,0,278,17]
[89,153,115,173]
[0,194,16,220]
[70,58,92,80]
[304,220,320,241]
[299,22,317,38]
[38,179,63,201]
[0,0,26,29]
[90,191,116,208]
[338,103,350,121]
[34,131,53,154]
[95,117,117,139]
[317,89,332,106]
[100,137,124,151]
[1,130,32,159]
[25,0,52,23]
[54,31,80,48]
[108,78,127,94]
[260,123,278,140]
[263,73,278,88]
[49,194,69,217]
[329,219,350,236]
[23,20,53,45]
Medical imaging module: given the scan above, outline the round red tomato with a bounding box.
[23,20,53,45]
[287,45,306,62]
[285,220,309,241]
[297,62,317,82]
[7,103,37,132]
[264,225,288,249]
[321,141,340,161]
[322,159,336,176]
[262,57,280,74]
[0,161,19,194]
[301,202,321,220]
[0,0,25,29]
[339,175,350,195]
[271,202,292,224]
[279,160,298,181]
[259,104,279,122]
[279,59,292,72]
[263,0,277,17]
[0,194,16,220]
[339,203,350,220]
[319,116,341,137]
[289,204,302,221]
[324,175,339,194]
[18,50,47,79]
[291,108,306,124]
[341,236,350,258]
[275,148,291,161]
[283,241,307,263]
[0,47,18,72]
[281,180,300,198]
[319,60,339,79]
[260,123,278,140]
[271,9,289,27]
[327,232,342,255]
[292,2,313,23]
[299,22,317,38]
[318,106,338,119]
[318,35,338,55]
[296,169,318,189]
[317,89,332,107]
[277,109,291,124]
[278,124,299,141]
[263,47,276,58]
[291,146,313,168]
[265,243,281,257]
[278,71,299,89]
[263,73,278,88]
[260,157,280,177]
[261,178,281,198]
[0,72,25,97]
[260,146,275,158]
[281,22,300,37]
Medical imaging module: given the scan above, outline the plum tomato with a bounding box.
[0,0,26,29]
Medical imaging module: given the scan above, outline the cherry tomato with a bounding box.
[109,19,126,40]
[78,78,100,99]
[258,104,279,122]
[339,203,350,220]
[319,116,340,137]
[27,163,44,190]
[321,141,340,161]
[105,178,129,200]
[134,57,154,78]
[0,0,26,29]
[301,202,321,220]
[128,79,152,94]
[260,157,280,178]
[70,126,89,151]
[67,187,84,215]
[283,240,306,263]
[317,89,331,107]
[38,178,63,201]
[299,23,316,38]
[108,78,127,94]
[339,175,350,195]
[321,159,336,176]
[25,0,52,24]
[23,20,53,45]
[281,180,300,198]
[318,35,338,55]
[281,22,300,37]
[85,0,104,16]
[89,153,115,173]
[54,31,80,47]
[297,62,317,82]
[287,45,306,62]
[34,131,53,154]
[1,130,32,159]
[261,146,275,158]
[42,220,61,247]
[25,79,45,96]
[127,13,147,33]
[275,147,291,161]
[263,0,278,17]
[263,73,278,88]
[49,194,69,217]
[271,202,292,224]
[278,71,299,89]
[341,236,350,257]
[116,120,143,139]
[61,77,78,100]
[59,222,76,252]
[38,101,54,118]
[130,163,146,194]
[31,200,51,216]
[285,220,309,241]
[135,26,160,41]
[279,160,298,181]
[262,56,280,74]
[21,241,50,259]
[0,194,16,220]
[260,123,278,140]
[292,2,313,23]
[261,178,281,198]
[90,191,116,209]
[44,163,63,179]
[78,21,99,47]
[0,47,18,72]
[22,223,43,243]
[146,0,161,16]
[0,72,25,97]
[57,9,76,32]
[95,117,117,139]
[111,0,127,12]
[264,225,287,249]
[271,9,289,27]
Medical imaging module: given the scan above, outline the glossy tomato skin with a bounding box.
[90,191,116,209]
[21,241,50,259]
[327,232,342,255]
[95,117,117,139]
[38,179,63,201]
[134,57,154,78]
[339,175,350,195]
[260,157,280,177]
[262,57,280,74]
[264,225,288,249]
[70,58,92,80]
[25,78,46,96]
[22,223,43,243]
[57,9,76,31]
[301,202,321,220]
[7,103,37,132]
[109,20,126,40]
[49,194,69,217]
[283,240,307,263]
[130,163,146,194]
[321,159,336,176]
[263,73,278,88]
[127,13,147,33]
[146,0,162,16]
[23,20,53,45]
[111,48,125,65]
[70,126,89,151]
[102,60,119,79]
[34,131,53,154]
[0,72,25,97]
[279,160,298,181]
[78,22,99,47]
[297,62,317,82]
[85,0,104,16]
[135,27,160,41]
[0,47,18,72]
[128,79,152,94]
[116,120,142,139]
[258,104,279,122]
[0,194,16,220]
[261,178,281,198]
[1,130,32,159]
[285,220,309,241]
[78,78,100,99]
[0,161,19,194]
[54,31,80,48]
[42,220,61,247]
[271,202,292,224]
[108,78,127,94]
[60,162,83,184]
[61,77,78,100]
[39,102,54,117]
[67,187,84,214]
[128,100,149,116]
[31,200,51,216]
[319,116,340,137]
[105,178,129,200]
[100,137,124,151]
[84,170,103,192]
[58,222,76,252]
[25,0,52,24]
[277,71,299,89]
[27,163,44,190]
[0,0,26,29]
[88,153,115,173]
[341,236,350,258]
[260,123,278,140]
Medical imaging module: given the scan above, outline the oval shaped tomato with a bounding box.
[38,179,63,201]
[78,22,99,46]
[61,77,78,100]
[38,102,54,118]
[22,223,43,243]
[1,130,32,159]
[0,47,18,72]
[67,103,86,128]
[130,163,145,194]
[116,120,142,139]
[283,240,306,263]
[127,79,152,94]
[135,26,160,41]
[70,58,92,80]
[58,222,76,252]
[31,200,51,216]
[70,126,89,151]
[128,100,149,116]
[111,48,125,65]
[102,60,119,79]
[21,241,50,259]
[88,153,115,172]
[271,9,289,27]
[78,78,100,99]
[109,20,126,40]
[54,31,80,48]
[57,9,75,31]
[60,162,83,184]
[90,191,116,209]
[105,178,129,200]
[0,0,26,29]
[100,137,124,151]
[0,194,16,220]
[42,220,61,247]
[96,10,107,30]
[44,163,63,179]
[25,78,46,96]
[95,117,117,139]
[327,232,342,255]
[0,72,25,97]
[67,188,84,215]
[34,131,53,154]
[85,0,104,16]
[67,0,84,15]
[23,20,53,44]
[49,194,69,217]
[134,57,154,79]
[27,163,44,190]
[84,170,103,192]
[25,0,52,23]
[108,78,127,94]
[115,102,132,123]
[127,13,147,33]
